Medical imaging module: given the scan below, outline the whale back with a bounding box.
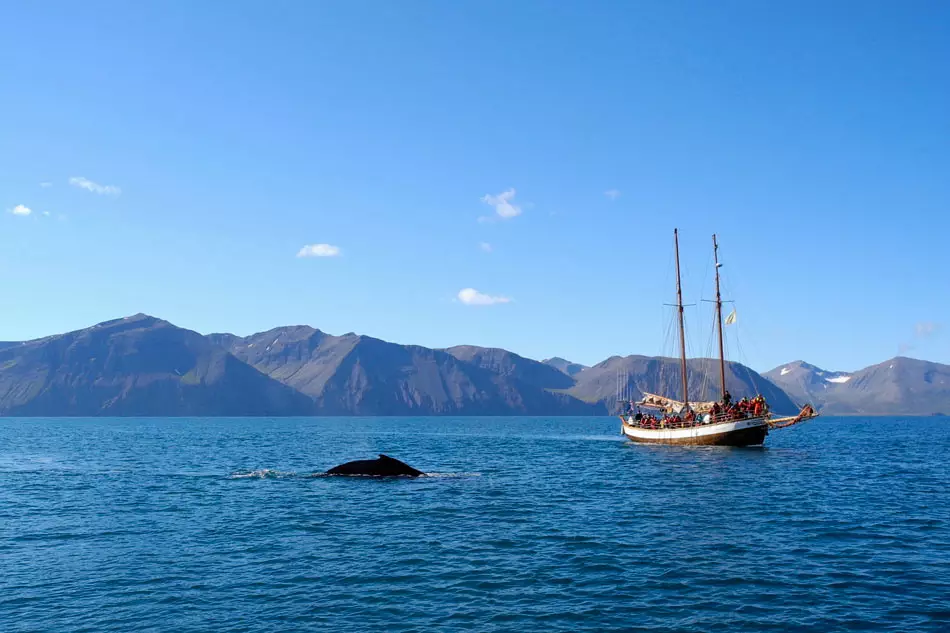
[325,454,424,477]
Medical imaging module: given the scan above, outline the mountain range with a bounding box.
[763,358,950,415]
[0,314,946,416]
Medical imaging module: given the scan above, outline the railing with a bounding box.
[624,410,768,430]
[706,411,768,424]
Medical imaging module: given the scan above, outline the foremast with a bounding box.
[713,234,726,399]
[673,229,689,410]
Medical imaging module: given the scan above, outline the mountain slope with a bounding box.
[542,357,588,377]
[8,316,944,417]
[209,326,359,399]
[570,355,799,415]
[217,329,601,415]
[446,346,575,390]
[0,315,314,416]
[762,361,852,407]
[766,357,950,415]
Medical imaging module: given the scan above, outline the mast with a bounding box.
[713,234,726,399]
[673,229,689,410]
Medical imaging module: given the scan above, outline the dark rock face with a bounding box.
[5,314,945,417]
[218,329,602,416]
[445,346,576,390]
[569,355,799,415]
[325,454,424,477]
[0,314,314,416]
[0,314,824,417]
[765,357,950,415]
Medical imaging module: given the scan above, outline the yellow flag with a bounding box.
[724,309,737,326]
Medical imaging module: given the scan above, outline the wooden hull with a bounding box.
[621,416,769,447]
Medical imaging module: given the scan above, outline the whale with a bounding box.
[325,454,424,477]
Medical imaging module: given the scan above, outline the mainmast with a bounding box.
[674,229,689,410]
[713,234,726,399]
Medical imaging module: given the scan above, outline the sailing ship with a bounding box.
[620,230,817,446]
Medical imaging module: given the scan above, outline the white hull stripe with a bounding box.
[621,416,768,441]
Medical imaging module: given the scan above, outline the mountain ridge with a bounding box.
[0,314,314,416]
[569,354,800,415]
[765,357,950,415]
[1,314,947,416]
[542,357,588,377]
[210,328,600,416]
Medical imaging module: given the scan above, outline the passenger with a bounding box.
[723,390,732,407]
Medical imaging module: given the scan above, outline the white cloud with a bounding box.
[41,211,50,217]
[605,189,621,200]
[481,188,522,219]
[69,176,121,196]
[297,243,341,258]
[9,204,32,216]
[479,242,493,253]
[457,287,511,306]
[39,182,53,188]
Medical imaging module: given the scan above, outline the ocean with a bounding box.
[2,416,949,632]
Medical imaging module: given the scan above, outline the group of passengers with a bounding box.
[630,411,695,430]
[712,393,768,420]
[624,390,769,429]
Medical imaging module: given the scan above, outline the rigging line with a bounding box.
[658,231,677,360]
[732,319,761,397]
[658,302,672,358]
[716,256,738,387]
[717,263,761,397]
[683,302,702,400]
[659,301,673,356]
[660,307,675,394]
[658,231,679,396]
[727,296,768,378]
[699,314,716,402]
[660,320,673,386]
[697,244,712,311]
[697,247,718,403]
[707,310,717,398]
[710,292,720,392]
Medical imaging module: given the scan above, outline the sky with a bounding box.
[2,0,949,372]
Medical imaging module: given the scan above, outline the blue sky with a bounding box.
[2,0,948,372]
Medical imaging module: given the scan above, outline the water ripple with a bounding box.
[1,416,949,632]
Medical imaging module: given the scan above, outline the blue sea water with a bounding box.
[1,416,949,632]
